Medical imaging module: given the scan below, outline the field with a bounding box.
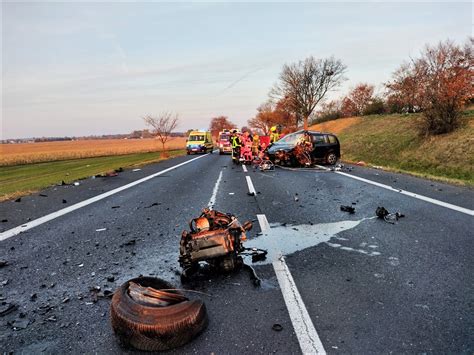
[0,150,186,201]
[0,137,187,166]
[310,110,474,185]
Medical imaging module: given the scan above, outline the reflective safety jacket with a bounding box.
[231,135,241,148]
[269,132,280,143]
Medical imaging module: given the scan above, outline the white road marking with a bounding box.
[257,214,326,355]
[334,171,474,216]
[0,154,211,242]
[242,164,248,173]
[314,164,473,216]
[208,170,223,209]
[245,176,256,195]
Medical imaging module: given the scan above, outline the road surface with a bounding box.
[1,153,473,354]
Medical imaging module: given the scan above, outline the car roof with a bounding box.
[289,130,336,136]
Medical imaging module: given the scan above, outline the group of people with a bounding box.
[229,126,282,164]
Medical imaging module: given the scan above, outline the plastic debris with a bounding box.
[340,205,355,214]
[96,228,107,232]
[132,168,141,172]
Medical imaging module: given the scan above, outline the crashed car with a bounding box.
[267,130,341,166]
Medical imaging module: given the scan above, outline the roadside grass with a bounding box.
[0,137,186,166]
[0,150,186,201]
[310,110,474,185]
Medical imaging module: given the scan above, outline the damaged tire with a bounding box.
[110,277,208,352]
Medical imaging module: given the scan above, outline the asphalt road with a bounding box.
[1,153,473,354]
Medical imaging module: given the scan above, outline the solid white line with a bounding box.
[335,171,474,216]
[257,214,326,355]
[245,176,256,195]
[242,164,248,173]
[0,154,211,242]
[207,170,223,209]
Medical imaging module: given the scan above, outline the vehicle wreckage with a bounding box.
[266,130,341,167]
[179,208,267,285]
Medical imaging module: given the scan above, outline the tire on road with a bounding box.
[110,276,208,352]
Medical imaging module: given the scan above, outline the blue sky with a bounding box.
[1,1,472,139]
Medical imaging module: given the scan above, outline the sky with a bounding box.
[1,1,472,139]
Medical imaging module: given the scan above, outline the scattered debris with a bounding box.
[179,209,266,286]
[115,167,124,173]
[0,260,7,268]
[107,276,115,282]
[14,197,22,202]
[1,219,8,223]
[111,205,121,209]
[132,168,141,172]
[356,161,367,166]
[144,202,160,208]
[62,199,67,204]
[121,239,136,247]
[247,192,255,196]
[376,206,405,224]
[110,277,208,351]
[259,160,275,171]
[96,228,107,232]
[30,293,37,302]
[11,318,30,330]
[272,323,283,331]
[294,194,299,202]
[73,182,80,186]
[39,193,48,197]
[340,205,355,214]
[0,303,18,316]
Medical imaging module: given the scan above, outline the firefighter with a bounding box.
[269,126,280,144]
[230,130,241,164]
[252,132,260,157]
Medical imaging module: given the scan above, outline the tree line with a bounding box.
[249,38,472,136]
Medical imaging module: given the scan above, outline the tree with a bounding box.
[386,39,473,134]
[346,83,375,115]
[209,116,236,138]
[143,112,179,151]
[248,100,292,135]
[315,99,343,123]
[385,63,421,113]
[272,56,346,129]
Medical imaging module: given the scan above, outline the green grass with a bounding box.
[337,111,474,185]
[0,150,186,201]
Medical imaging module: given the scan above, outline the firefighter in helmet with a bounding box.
[269,126,280,144]
[230,130,241,164]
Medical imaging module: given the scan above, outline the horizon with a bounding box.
[2,1,472,140]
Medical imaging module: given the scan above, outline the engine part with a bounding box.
[179,209,266,285]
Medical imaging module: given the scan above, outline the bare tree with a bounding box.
[143,112,179,151]
[272,56,346,129]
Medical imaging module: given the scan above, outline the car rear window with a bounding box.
[312,135,326,144]
[328,135,337,144]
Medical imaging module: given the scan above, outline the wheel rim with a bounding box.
[328,154,336,164]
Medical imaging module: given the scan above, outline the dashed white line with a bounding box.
[208,170,223,209]
[245,176,256,195]
[242,164,248,173]
[257,214,326,355]
[0,154,211,242]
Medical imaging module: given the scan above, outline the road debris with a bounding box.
[95,228,107,232]
[272,323,283,331]
[0,303,18,316]
[144,202,160,208]
[73,182,80,186]
[340,205,356,214]
[356,161,367,166]
[14,197,22,202]
[132,168,141,172]
[376,206,405,224]
[179,208,266,286]
[0,260,8,268]
[110,276,208,351]
[11,318,30,330]
[259,160,275,171]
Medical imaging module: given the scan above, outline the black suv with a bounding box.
[267,130,341,165]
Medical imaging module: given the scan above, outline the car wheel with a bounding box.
[110,277,208,352]
[326,152,337,165]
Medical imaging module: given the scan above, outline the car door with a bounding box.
[311,134,329,160]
